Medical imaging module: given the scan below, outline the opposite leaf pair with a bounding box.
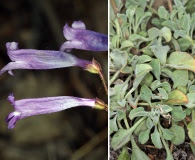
[0,21,108,129]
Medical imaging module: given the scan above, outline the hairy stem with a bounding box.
[110,0,119,15]
[98,69,108,95]
[146,5,158,15]
[110,70,120,85]
[110,0,122,25]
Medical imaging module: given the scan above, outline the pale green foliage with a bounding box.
[110,0,195,159]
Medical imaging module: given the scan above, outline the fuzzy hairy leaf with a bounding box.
[190,141,195,155]
[110,49,128,70]
[140,85,152,104]
[161,26,172,42]
[111,117,146,150]
[171,106,186,121]
[130,64,152,93]
[158,88,168,100]
[120,40,134,50]
[171,70,188,88]
[146,117,154,129]
[150,43,170,64]
[188,120,195,142]
[140,73,153,87]
[166,90,188,105]
[161,128,174,140]
[169,124,185,145]
[134,118,147,136]
[178,38,191,51]
[131,138,150,160]
[111,128,133,151]
[129,107,148,120]
[167,52,195,73]
[161,105,172,113]
[117,110,126,120]
[185,92,195,108]
[151,80,171,92]
[139,128,150,144]
[162,20,177,31]
[148,27,162,40]
[158,6,169,19]
[110,115,118,134]
[149,59,161,81]
[151,126,162,149]
[117,147,130,160]
[137,55,152,64]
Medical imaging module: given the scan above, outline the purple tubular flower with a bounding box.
[6,93,96,129]
[0,42,92,75]
[60,21,108,52]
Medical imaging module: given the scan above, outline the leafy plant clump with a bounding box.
[110,0,195,159]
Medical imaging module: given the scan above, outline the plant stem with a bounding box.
[158,123,174,160]
[167,0,173,12]
[137,103,149,106]
[110,0,122,25]
[192,108,195,121]
[131,117,147,131]
[110,0,119,15]
[117,120,123,129]
[91,59,108,95]
[110,70,120,85]
[124,117,130,129]
[98,69,108,95]
[149,0,155,7]
[125,88,134,99]
[146,5,158,15]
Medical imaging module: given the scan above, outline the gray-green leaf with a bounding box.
[161,105,172,113]
[139,129,150,144]
[167,51,195,73]
[126,64,152,95]
[171,106,186,121]
[187,120,195,142]
[158,88,168,100]
[185,92,195,108]
[110,115,118,134]
[158,6,169,19]
[129,107,148,120]
[161,26,172,42]
[111,128,133,151]
[149,59,161,81]
[171,70,188,88]
[146,117,154,129]
[169,124,185,145]
[161,127,174,140]
[117,147,130,160]
[151,126,162,149]
[150,43,170,64]
[131,138,150,160]
[140,85,152,104]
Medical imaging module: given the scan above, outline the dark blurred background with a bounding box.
[0,0,108,160]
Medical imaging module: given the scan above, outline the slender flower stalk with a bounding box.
[60,21,108,52]
[85,59,108,95]
[6,93,107,129]
[0,42,93,75]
